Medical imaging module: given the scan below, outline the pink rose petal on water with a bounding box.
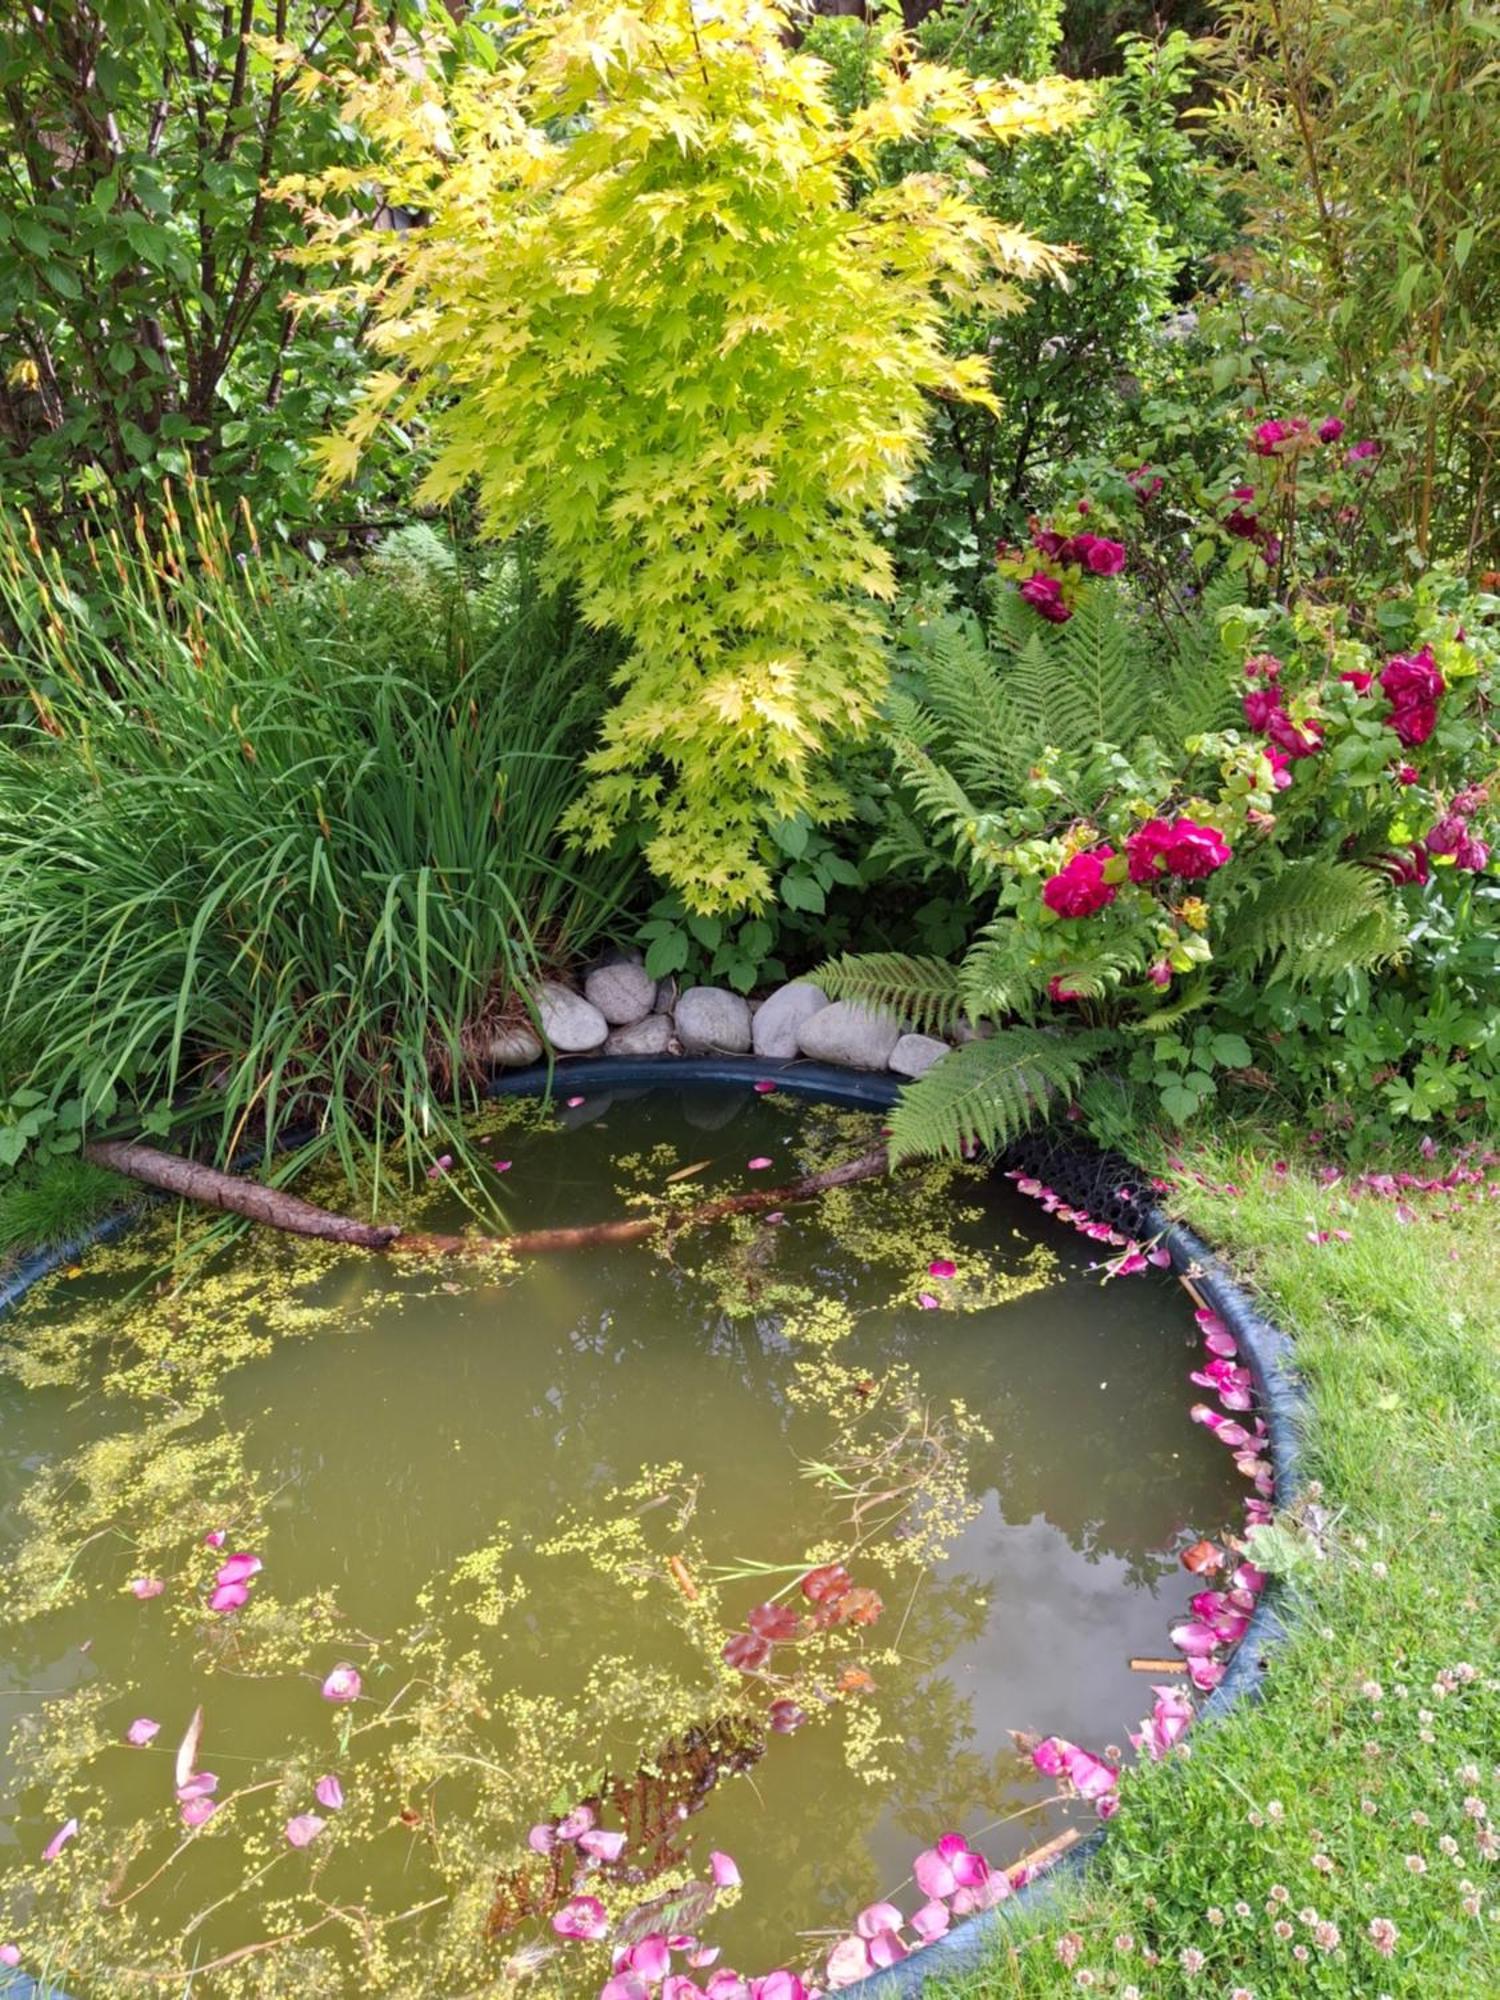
[917,1292,941,1310]
[600,1979,649,2000]
[927,1258,957,1279]
[0,1944,19,1968]
[710,1850,741,1889]
[425,1154,454,1180]
[320,1663,361,1702]
[566,1095,586,1109]
[867,1931,908,1969]
[492,1159,512,1173]
[129,1577,164,1600]
[176,1772,218,1801]
[706,1975,750,2000]
[1171,1618,1221,1658]
[913,1846,957,1899]
[626,1936,671,1981]
[41,1818,78,1863]
[753,1080,776,1094]
[688,1945,721,1969]
[825,1937,871,1988]
[854,1901,903,1940]
[664,1981,708,2000]
[553,1895,609,1941]
[126,1718,160,1747]
[747,1157,773,1171]
[179,1796,216,1829]
[314,1774,344,1811]
[202,1529,226,1549]
[208,1581,249,1614]
[580,1827,627,1862]
[750,1975,805,2000]
[527,1822,556,1854]
[1189,1657,1226,1692]
[285,1813,325,1848]
[556,1804,597,1841]
[912,1900,951,1943]
[215,1553,262,1588]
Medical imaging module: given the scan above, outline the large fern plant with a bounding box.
[818,581,1407,1162]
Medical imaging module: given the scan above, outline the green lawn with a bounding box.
[944,1131,1500,1999]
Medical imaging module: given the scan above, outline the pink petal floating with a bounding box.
[553,1895,609,1942]
[176,1772,218,1801]
[1147,1244,1173,1267]
[126,1718,160,1747]
[927,1258,957,1279]
[556,1804,596,1841]
[492,1160,512,1173]
[750,1975,805,2000]
[705,1978,750,2000]
[285,1813,325,1848]
[1096,1792,1121,1820]
[1189,1657,1226,1692]
[916,1292,941,1311]
[853,1901,903,1940]
[768,1699,806,1734]
[747,1157,773,1172]
[600,1979,650,2000]
[1233,1561,1267,1595]
[128,1577,164,1600]
[687,1946,721,1969]
[0,1945,19,1968]
[426,1154,454,1180]
[1170,1618,1221,1658]
[41,1818,78,1863]
[580,1827,627,1862]
[913,1845,957,1899]
[709,1849,741,1889]
[566,1095,586,1109]
[867,1931,908,1969]
[626,1936,671,1981]
[320,1663,361,1703]
[1030,1739,1067,1779]
[912,1901,951,1943]
[179,1796,217,1829]
[208,1582,249,1614]
[202,1529,226,1549]
[215,1553,262,1588]
[753,1080,776,1094]
[314,1774,344,1811]
[721,1630,772,1672]
[664,1982,707,2000]
[826,1939,872,1991]
[527,1822,556,1854]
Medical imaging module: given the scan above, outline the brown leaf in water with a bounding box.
[834,1587,885,1627]
[1181,1539,1226,1575]
[666,1555,699,1601]
[836,1665,876,1695]
[663,1159,713,1185]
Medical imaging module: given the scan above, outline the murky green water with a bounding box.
[0,1086,1242,1996]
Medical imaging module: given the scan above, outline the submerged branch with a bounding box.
[82,1136,894,1260]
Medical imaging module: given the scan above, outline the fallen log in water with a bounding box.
[81,1139,402,1249]
[82,1137,892,1259]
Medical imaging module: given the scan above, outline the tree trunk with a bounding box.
[82,1139,401,1249]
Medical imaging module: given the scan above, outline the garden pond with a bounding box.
[0,1085,1251,1996]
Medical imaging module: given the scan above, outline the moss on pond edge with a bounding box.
[0,1056,1303,2000]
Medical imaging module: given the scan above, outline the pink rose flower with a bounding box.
[1019,572,1071,623]
[1318,416,1345,443]
[1041,845,1118,918]
[1251,418,1295,455]
[1243,687,1282,730]
[1161,819,1232,879]
[1125,818,1174,883]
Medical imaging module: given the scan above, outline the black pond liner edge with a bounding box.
[0,1053,1304,2000]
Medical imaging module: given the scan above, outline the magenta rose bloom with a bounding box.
[1346,439,1381,465]
[1251,419,1295,455]
[1243,687,1283,730]
[1125,819,1174,883]
[1265,747,1293,792]
[1266,709,1323,759]
[1380,647,1444,707]
[1224,508,1261,541]
[1047,975,1083,1003]
[1456,834,1490,873]
[1390,700,1439,748]
[1071,532,1127,577]
[1162,819,1233,879]
[1020,573,1071,624]
[1424,814,1466,856]
[1318,417,1345,443]
[1031,525,1070,561]
[1042,846,1118,919]
[1339,668,1373,693]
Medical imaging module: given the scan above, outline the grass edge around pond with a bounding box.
[940,1129,1500,1999]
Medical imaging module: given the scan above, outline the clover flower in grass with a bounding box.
[1180,1946,1205,1976]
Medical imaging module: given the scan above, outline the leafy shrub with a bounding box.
[289,0,1088,912]
[819,549,1499,1160]
[0,1,425,544]
[0,496,631,1192]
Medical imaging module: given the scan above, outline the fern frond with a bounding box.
[884,1027,1117,1164]
[957,916,1051,1017]
[812,952,963,1035]
[1161,571,1245,735]
[897,615,1022,797]
[1233,861,1404,984]
[1123,974,1213,1031]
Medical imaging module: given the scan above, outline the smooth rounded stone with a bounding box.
[952,1017,993,1044]
[603,1013,676,1057]
[751,980,829,1059]
[534,980,608,1054]
[889,1032,950,1079]
[486,1023,543,1067]
[796,1000,900,1070]
[584,958,656,1027]
[674,985,752,1054]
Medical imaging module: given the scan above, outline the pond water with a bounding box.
[0,1085,1246,1997]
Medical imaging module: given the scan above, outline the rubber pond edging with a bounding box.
[0,1054,1303,2000]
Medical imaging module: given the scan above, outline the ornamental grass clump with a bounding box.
[0,491,630,1195]
[281,0,1088,911]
